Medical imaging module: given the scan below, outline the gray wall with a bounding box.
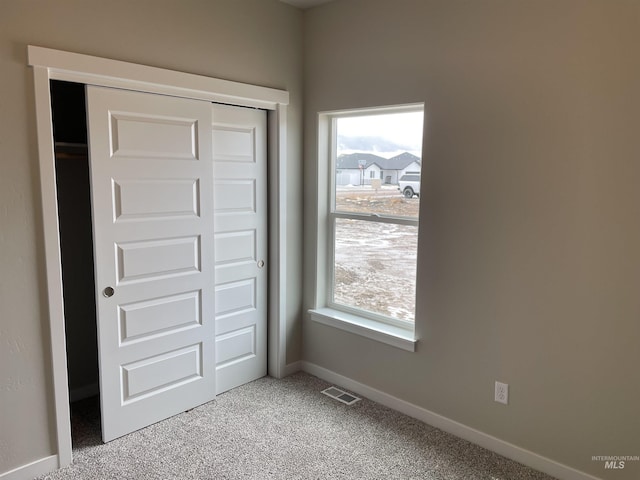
[0,0,303,474]
[303,1,640,479]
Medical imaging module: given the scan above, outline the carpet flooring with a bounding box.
[38,372,556,479]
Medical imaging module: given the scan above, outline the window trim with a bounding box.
[309,103,423,350]
[309,307,416,351]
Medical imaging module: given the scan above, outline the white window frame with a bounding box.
[309,103,423,352]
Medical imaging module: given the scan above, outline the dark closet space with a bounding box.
[51,80,99,406]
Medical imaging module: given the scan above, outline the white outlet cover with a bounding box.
[495,381,509,405]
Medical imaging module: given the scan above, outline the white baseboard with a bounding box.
[282,360,303,377]
[302,361,602,480]
[0,363,602,480]
[0,455,58,480]
[69,382,99,402]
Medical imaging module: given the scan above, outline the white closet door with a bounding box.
[212,104,267,394]
[86,86,216,442]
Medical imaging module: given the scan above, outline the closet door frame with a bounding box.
[29,45,290,469]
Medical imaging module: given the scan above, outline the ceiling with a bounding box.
[280,0,336,9]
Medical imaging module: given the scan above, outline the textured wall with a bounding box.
[0,0,303,474]
[303,1,640,479]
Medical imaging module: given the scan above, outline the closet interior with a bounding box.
[51,80,101,440]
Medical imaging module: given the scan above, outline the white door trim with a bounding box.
[28,46,289,109]
[29,45,289,469]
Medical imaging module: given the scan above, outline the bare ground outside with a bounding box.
[333,186,419,322]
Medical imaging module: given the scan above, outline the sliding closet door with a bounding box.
[86,86,216,442]
[212,104,267,394]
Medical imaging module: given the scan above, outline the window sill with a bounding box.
[308,308,417,352]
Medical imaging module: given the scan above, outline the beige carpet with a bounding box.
[38,372,556,479]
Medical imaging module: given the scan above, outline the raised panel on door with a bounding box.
[87,86,215,442]
[112,178,200,221]
[212,103,267,394]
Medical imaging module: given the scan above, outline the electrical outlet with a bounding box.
[495,381,509,405]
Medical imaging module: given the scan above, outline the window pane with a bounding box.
[333,218,417,322]
[334,111,423,219]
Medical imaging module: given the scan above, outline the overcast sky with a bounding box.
[336,111,424,157]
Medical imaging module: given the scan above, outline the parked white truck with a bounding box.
[398,173,420,198]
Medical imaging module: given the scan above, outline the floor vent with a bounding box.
[321,386,361,405]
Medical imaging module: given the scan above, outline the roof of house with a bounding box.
[336,152,421,170]
[382,152,421,170]
[336,152,385,169]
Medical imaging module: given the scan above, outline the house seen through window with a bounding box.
[329,106,424,325]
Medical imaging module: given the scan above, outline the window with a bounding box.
[310,104,424,350]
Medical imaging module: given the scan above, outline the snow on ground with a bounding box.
[333,187,419,322]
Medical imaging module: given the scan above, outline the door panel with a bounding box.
[118,290,201,344]
[216,326,256,365]
[212,104,267,394]
[87,86,215,442]
[214,180,256,212]
[109,113,199,160]
[215,279,256,316]
[215,230,256,263]
[113,178,200,221]
[212,127,255,161]
[115,235,201,284]
[121,344,202,402]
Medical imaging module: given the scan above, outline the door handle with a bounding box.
[103,286,115,298]
[257,260,265,269]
